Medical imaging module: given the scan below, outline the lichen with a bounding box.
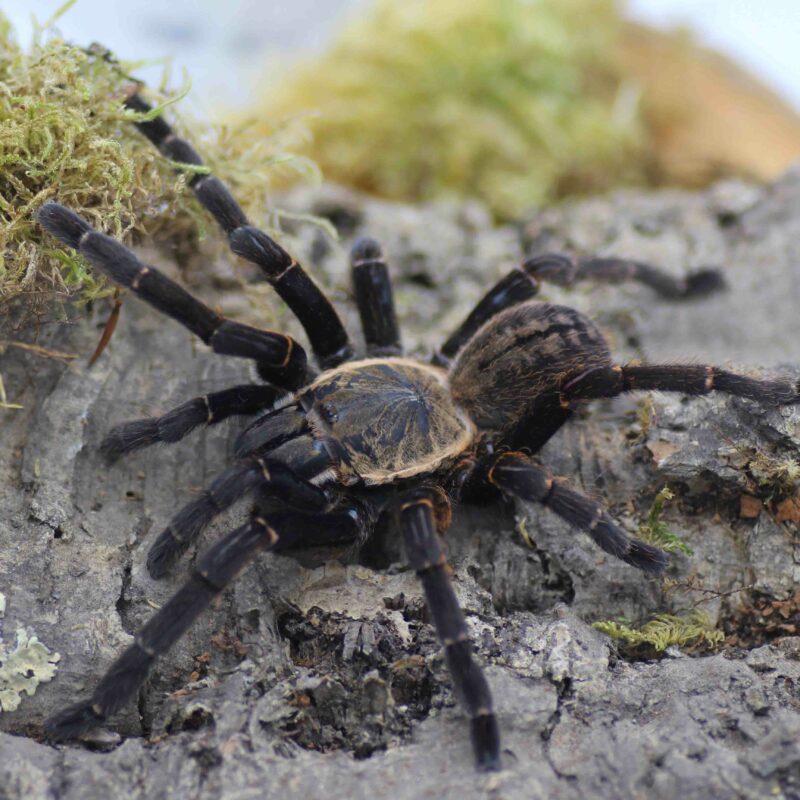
[251,0,646,219]
[0,1,316,323]
[0,592,61,713]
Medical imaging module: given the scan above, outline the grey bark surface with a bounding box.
[2,172,800,799]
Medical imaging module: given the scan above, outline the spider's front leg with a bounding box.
[125,93,354,368]
[350,237,403,356]
[46,504,371,740]
[101,383,284,459]
[399,488,500,771]
[146,448,329,578]
[37,203,308,389]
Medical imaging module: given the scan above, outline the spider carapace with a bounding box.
[36,92,800,772]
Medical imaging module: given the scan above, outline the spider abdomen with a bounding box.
[303,358,474,484]
[449,301,612,432]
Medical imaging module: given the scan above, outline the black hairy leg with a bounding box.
[435,252,724,366]
[101,384,284,460]
[124,93,353,368]
[147,454,329,578]
[523,253,725,299]
[436,267,540,365]
[399,489,500,771]
[561,363,800,406]
[46,505,370,740]
[36,203,308,389]
[350,237,402,356]
[484,452,669,573]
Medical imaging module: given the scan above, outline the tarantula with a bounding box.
[35,94,800,771]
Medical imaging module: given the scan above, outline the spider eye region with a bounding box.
[304,358,474,485]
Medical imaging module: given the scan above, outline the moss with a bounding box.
[0,592,61,713]
[637,486,693,557]
[251,0,646,219]
[0,2,315,322]
[593,609,724,654]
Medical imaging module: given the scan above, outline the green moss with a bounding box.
[637,486,693,556]
[593,609,724,653]
[0,2,315,318]
[254,0,646,219]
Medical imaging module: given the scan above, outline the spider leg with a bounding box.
[124,93,354,368]
[147,450,329,578]
[233,402,310,458]
[483,452,669,572]
[502,393,573,454]
[523,253,725,300]
[399,488,500,771]
[350,237,402,356]
[37,203,307,389]
[435,254,725,365]
[560,363,800,406]
[101,384,284,460]
[46,504,370,740]
[435,268,539,365]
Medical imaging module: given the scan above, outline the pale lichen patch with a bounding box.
[0,592,61,713]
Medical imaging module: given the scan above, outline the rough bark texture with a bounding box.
[2,171,800,799]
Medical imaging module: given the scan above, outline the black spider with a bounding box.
[35,94,800,772]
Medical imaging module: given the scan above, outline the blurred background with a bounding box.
[5,0,800,110]
[6,0,800,217]
[4,0,800,312]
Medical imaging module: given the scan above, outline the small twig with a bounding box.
[0,374,23,410]
[88,289,123,367]
[0,340,77,362]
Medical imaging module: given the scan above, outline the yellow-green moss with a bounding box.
[253,0,646,219]
[0,2,316,318]
[593,609,724,653]
[637,486,693,556]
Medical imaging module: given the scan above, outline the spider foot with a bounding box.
[624,539,670,573]
[146,527,192,579]
[471,713,501,772]
[100,419,160,461]
[45,701,104,740]
[683,267,726,298]
[36,203,90,249]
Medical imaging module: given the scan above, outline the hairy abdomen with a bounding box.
[448,301,612,432]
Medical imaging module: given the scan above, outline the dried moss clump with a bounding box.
[255,0,645,219]
[0,5,315,322]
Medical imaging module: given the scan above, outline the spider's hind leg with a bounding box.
[561,363,800,407]
[435,252,725,366]
[522,253,725,300]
